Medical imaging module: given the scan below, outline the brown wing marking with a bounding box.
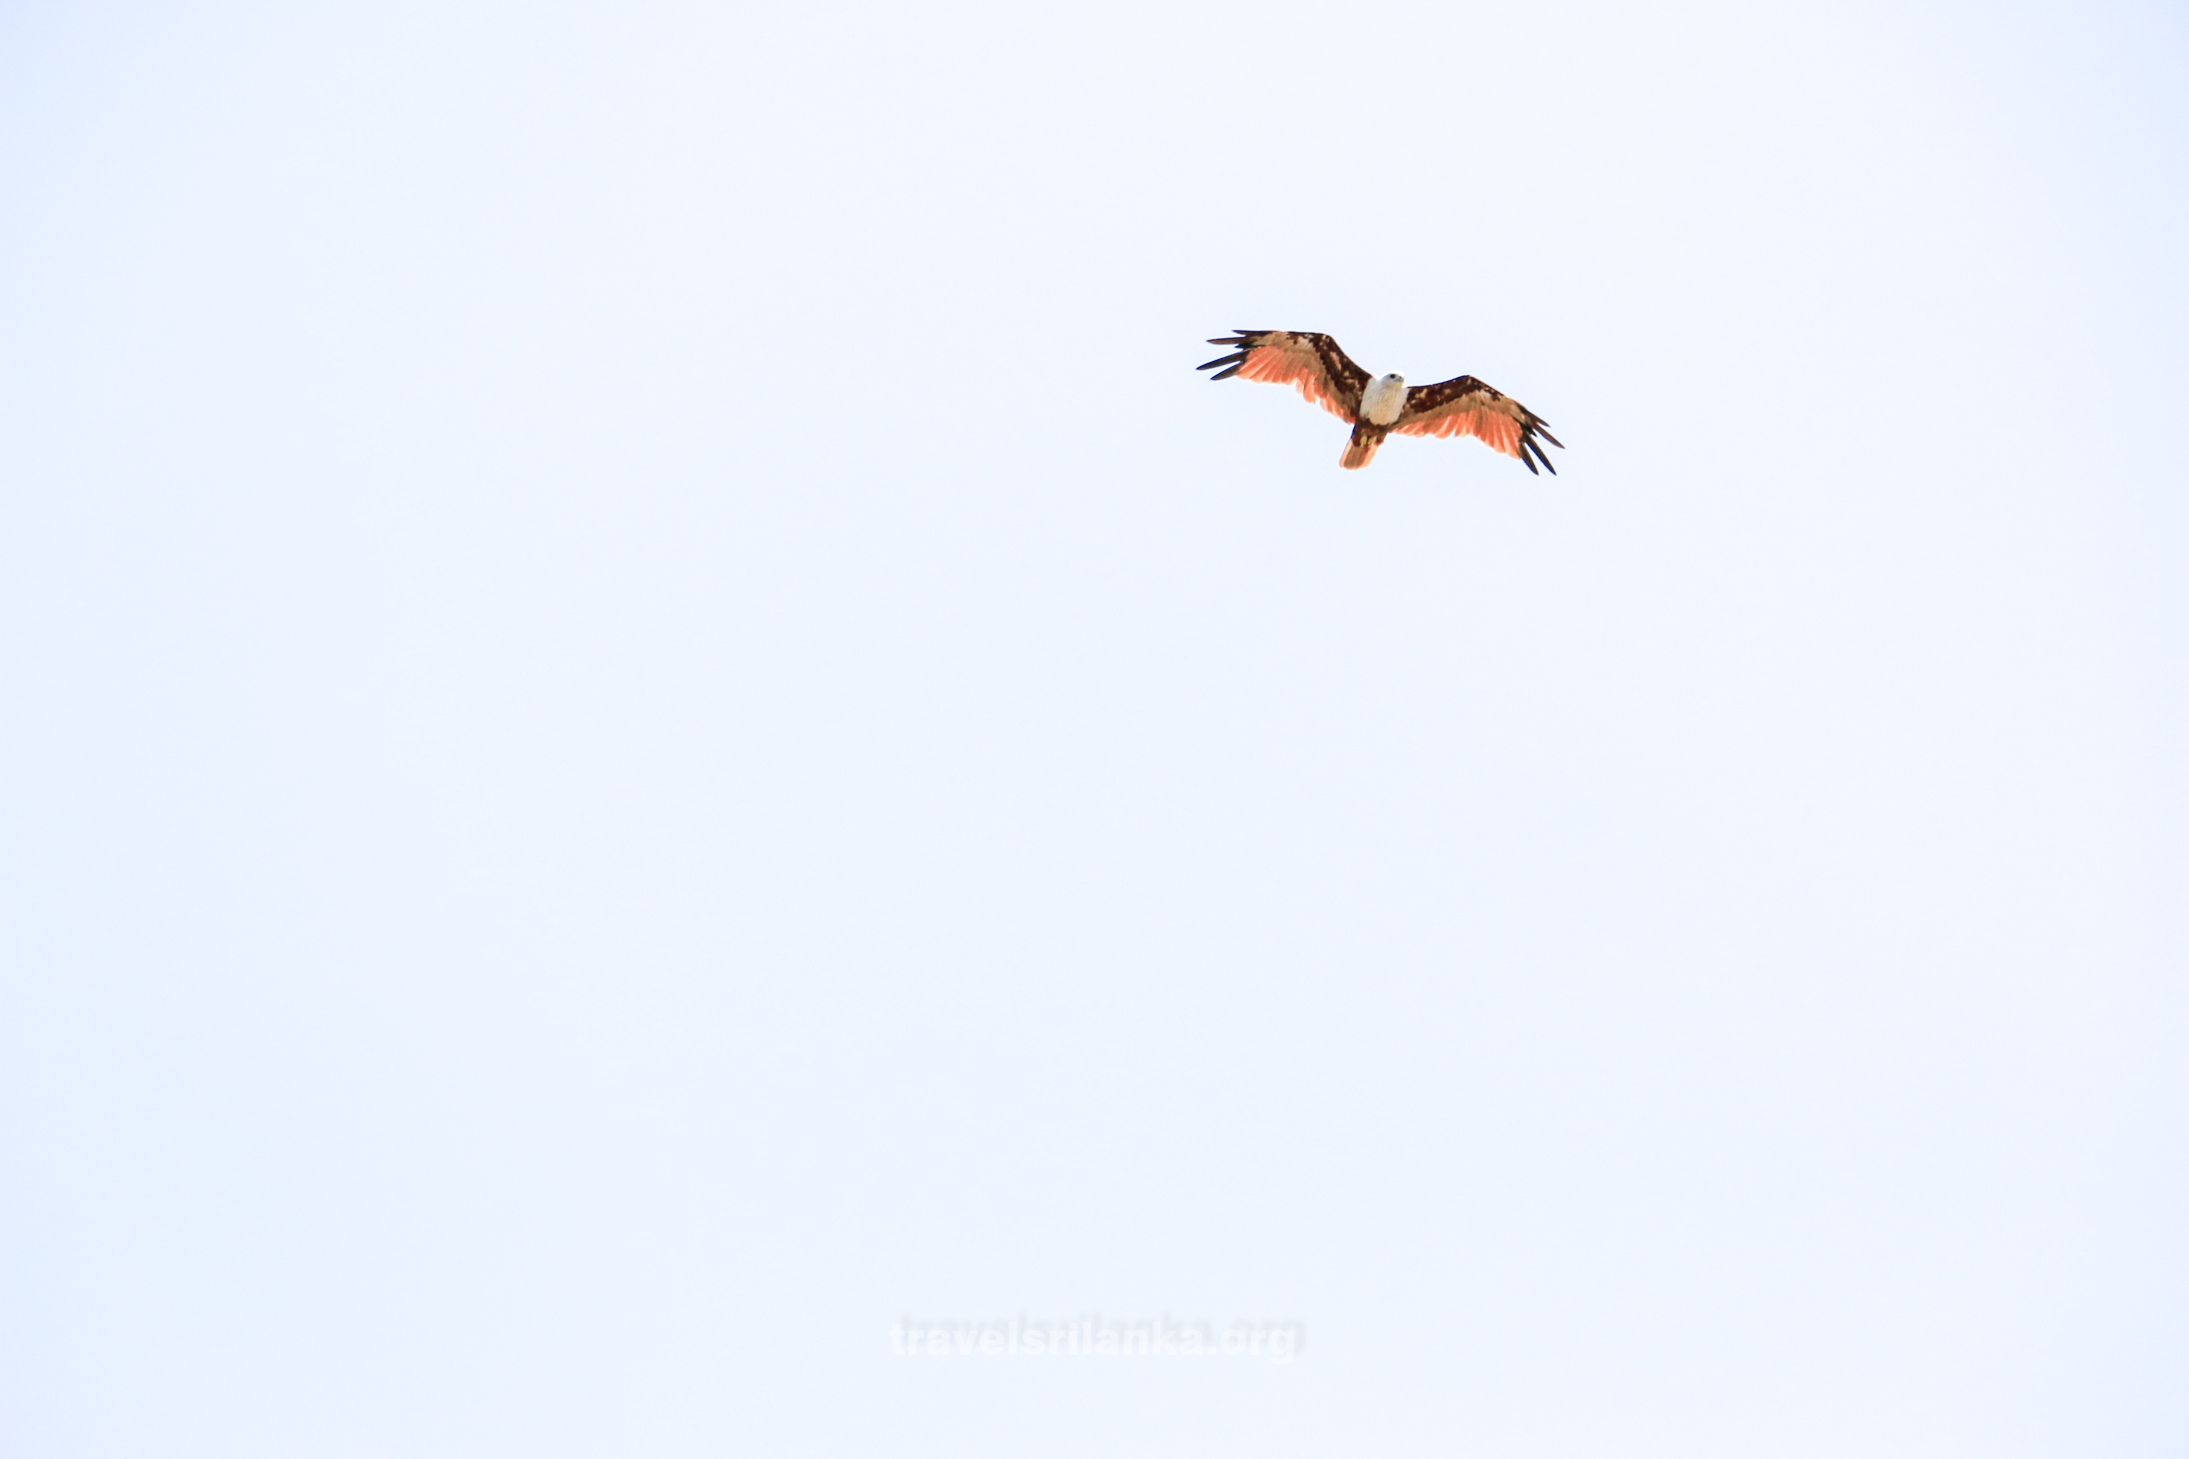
[1392,376,1564,475]
[1197,331,1370,424]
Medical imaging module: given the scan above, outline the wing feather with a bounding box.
[1196,330,1369,423]
[1392,376,1563,475]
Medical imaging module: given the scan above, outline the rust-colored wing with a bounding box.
[1393,376,1563,475]
[1196,331,1370,423]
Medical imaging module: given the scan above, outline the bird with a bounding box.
[1197,330,1562,473]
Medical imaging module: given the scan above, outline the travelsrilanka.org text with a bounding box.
[892,1316,1304,1363]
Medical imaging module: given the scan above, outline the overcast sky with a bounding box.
[3,1,2185,1455]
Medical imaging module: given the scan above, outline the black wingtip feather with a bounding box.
[1197,351,1247,371]
[1210,365,1243,381]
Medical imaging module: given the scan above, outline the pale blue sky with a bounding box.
[3,1,2185,1455]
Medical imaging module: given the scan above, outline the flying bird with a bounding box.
[1197,330,1562,473]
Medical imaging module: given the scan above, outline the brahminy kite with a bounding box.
[1197,330,1562,473]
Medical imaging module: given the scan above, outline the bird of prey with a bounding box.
[1197,330,1562,473]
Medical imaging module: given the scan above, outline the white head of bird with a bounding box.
[1361,372,1408,426]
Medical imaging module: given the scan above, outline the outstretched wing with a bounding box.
[1393,376,1564,475]
[1197,331,1370,423]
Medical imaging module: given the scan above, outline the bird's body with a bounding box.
[1197,330,1562,473]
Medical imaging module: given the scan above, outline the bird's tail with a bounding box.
[1340,424,1386,470]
